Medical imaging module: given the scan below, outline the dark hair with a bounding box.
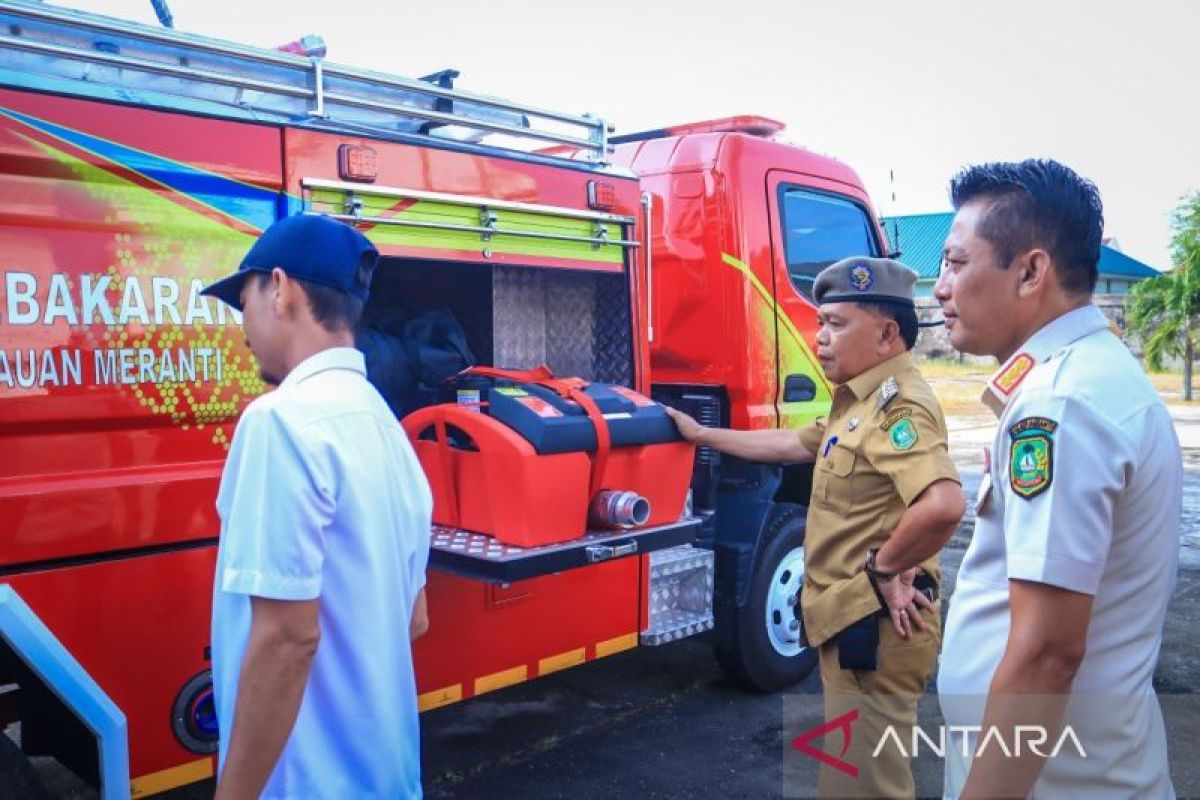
[949,159,1103,295]
[253,265,371,332]
[857,301,918,350]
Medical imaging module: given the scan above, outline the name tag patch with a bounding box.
[1008,416,1058,499]
[880,407,912,431]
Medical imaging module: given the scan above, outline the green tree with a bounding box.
[1128,192,1200,400]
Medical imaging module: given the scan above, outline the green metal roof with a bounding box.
[882,213,951,280]
[882,212,1162,282]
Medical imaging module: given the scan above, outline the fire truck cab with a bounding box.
[613,117,888,692]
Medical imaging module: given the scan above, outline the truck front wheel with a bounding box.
[714,508,818,692]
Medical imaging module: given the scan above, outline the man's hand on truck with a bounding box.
[664,406,816,464]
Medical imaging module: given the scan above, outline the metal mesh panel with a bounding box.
[546,273,596,379]
[492,266,632,385]
[491,267,549,371]
[593,271,634,384]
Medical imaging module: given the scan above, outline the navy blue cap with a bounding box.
[201,214,379,311]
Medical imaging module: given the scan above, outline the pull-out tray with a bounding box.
[428,518,702,583]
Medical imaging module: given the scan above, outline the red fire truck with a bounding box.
[0,2,889,796]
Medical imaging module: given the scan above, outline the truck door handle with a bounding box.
[586,540,639,563]
[783,374,817,402]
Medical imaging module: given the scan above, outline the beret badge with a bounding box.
[850,262,874,292]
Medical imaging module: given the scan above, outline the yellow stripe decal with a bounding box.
[474,665,528,695]
[418,683,464,712]
[595,632,639,658]
[538,647,586,676]
[720,252,830,393]
[130,757,214,797]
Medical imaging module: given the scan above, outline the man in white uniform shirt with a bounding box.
[201,214,433,799]
[934,160,1181,798]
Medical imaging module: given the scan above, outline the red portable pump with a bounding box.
[402,366,694,547]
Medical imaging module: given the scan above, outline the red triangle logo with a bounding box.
[790,708,859,778]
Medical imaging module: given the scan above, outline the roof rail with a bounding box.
[610,115,785,145]
[0,1,614,164]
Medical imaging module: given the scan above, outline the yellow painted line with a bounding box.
[721,253,809,353]
[595,632,639,658]
[418,683,463,712]
[721,252,831,394]
[474,664,528,696]
[130,757,213,797]
[538,647,586,676]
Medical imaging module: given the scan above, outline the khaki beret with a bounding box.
[812,257,918,307]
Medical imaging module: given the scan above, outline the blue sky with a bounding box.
[59,0,1200,270]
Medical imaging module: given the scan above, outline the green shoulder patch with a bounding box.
[880,407,913,431]
[1008,417,1056,499]
[889,418,918,451]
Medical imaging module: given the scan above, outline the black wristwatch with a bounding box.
[865,548,897,582]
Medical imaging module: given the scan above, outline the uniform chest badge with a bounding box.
[1008,416,1058,499]
[850,262,874,292]
[878,376,899,409]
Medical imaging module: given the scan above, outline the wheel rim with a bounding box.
[765,544,807,658]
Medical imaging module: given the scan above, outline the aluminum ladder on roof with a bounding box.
[0,0,612,164]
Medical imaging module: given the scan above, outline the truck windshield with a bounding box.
[780,187,878,300]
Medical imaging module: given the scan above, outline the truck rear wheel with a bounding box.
[0,729,47,800]
[715,508,818,692]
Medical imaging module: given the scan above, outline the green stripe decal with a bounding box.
[721,252,833,408]
[309,188,624,264]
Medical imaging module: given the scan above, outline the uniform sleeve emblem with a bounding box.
[889,418,918,451]
[1008,416,1058,499]
[850,262,874,291]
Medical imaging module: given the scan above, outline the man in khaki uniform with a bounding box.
[667,257,964,798]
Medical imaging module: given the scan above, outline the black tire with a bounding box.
[0,730,48,800]
[714,507,819,692]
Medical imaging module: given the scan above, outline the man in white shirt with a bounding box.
[934,159,1181,798]
[201,214,433,799]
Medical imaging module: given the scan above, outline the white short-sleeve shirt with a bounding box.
[938,306,1181,799]
[211,347,433,800]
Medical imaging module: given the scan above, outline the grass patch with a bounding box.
[1146,369,1196,397]
[929,380,989,416]
[914,357,994,380]
[914,358,991,416]
[915,360,1197,411]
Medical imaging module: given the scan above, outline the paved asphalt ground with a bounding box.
[36,408,1200,799]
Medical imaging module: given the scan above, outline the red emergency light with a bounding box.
[338,144,378,182]
[587,180,616,211]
